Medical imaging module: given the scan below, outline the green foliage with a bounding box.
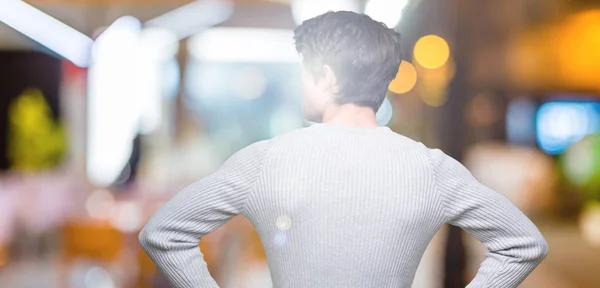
[560,134,600,202]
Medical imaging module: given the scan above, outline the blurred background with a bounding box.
[0,0,599,287]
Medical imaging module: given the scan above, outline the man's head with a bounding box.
[294,11,403,122]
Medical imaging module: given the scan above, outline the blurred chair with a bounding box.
[59,220,125,288]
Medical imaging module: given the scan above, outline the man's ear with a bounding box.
[322,65,340,94]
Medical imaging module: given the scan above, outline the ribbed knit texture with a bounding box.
[139,123,549,288]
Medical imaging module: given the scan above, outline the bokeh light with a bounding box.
[109,202,143,233]
[85,189,116,220]
[506,99,537,145]
[231,67,267,100]
[272,230,289,248]
[84,266,115,288]
[376,97,393,126]
[413,35,450,69]
[70,263,113,288]
[0,0,94,67]
[556,10,600,91]
[563,136,596,186]
[137,27,178,61]
[561,134,600,201]
[269,107,304,137]
[364,0,408,28]
[87,16,143,187]
[388,60,417,94]
[275,215,292,231]
[419,87,447,107]
[415,58,455,107]
[506,10,600,93]
[536,102,600,155]
[290,0,360,25]
[188,28,298,63]
[468,92,500,127]
[580,202,600,248]
[162,58,180,100]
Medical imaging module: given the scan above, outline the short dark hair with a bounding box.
[294,11,403,111]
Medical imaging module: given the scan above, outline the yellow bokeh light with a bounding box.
[420,87,448,107]
[415,57,456,85]
[414,35,450,69]
[415,59,455,107]
[389,60,417,94]
[506,9,600,92]
[556,10,600,90]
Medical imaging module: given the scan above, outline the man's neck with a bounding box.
[321,103,379,128]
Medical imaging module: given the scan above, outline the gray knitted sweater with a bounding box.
[139,123,548,288]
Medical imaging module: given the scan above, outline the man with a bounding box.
[139,11,548,288]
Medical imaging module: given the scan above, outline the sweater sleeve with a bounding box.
[139,140,272,288]
[427,148,549,288]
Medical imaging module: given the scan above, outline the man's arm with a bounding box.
[427,148,549,288]
[139,140,272,288]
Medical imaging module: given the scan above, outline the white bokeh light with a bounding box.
[291,0,360,25]
[189,28,299,63]
[0,0,93,67]
[365,0,409,28]
[84,266,115,288]
[135,28,178,134]
[85,189,116,220]
[87,16,142,186]
[109,202,143,233]
[88,18,181,186]
[137,27,179,61]
[276,215,292,231]
[230,67,268,99]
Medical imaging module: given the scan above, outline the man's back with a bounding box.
[140,123,548,288]
[247,123,442,287]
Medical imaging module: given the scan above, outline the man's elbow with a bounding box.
[532,237,549,263]
[139,224,163,255]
